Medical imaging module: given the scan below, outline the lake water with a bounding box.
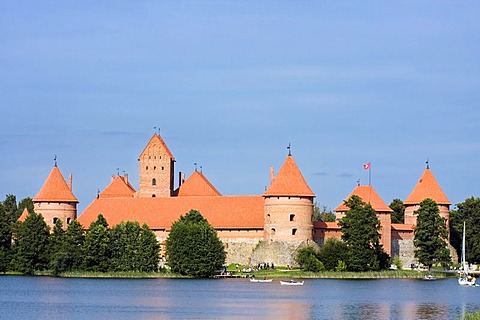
[0,276,479,319]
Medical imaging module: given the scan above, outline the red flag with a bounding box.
[363,162,371,170]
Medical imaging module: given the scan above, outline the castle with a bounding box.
[31,133,452,267]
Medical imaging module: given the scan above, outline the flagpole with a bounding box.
[369,164,371,186]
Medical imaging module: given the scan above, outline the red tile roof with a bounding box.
[175,171,222,196]
[99,176,136,198]
[263,155,315,197]
[138,133,175,161]
[313,221,341,230]
[334,185,392,213]
[404,168,450,205]
[33,166,79,203]
[78,195,264,230]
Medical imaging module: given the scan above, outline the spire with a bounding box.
[287,143,291,156]
[426,158,429,169]
[54,155,57,167]
[404,167,450,205]
[33,166,79,203]
[264,155,315,197]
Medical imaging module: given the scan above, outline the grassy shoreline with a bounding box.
[1,269,453,279]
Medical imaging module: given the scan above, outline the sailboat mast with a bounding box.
[462,221,467,271]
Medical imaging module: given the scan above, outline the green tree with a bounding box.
[313,203,336,222]
[15,212,50,274]
[166,210,225,277]
[413,198,451,270]
[389,198,405,224]
[0,202,12,272]
[83,214,112,272]
[318,238,349,271]
[110,221,160,272]
[450,197,480,264]
[339,195,390,271]
[49,219,66,275]
[295,246,324,272]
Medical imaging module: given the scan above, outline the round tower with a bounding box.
[263,154,315,243]
[33,163,78,230]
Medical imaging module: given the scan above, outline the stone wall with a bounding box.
[249,240,312,267]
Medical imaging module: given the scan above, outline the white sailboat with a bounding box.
[458,221,476,286]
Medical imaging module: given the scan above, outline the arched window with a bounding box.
[152,178,156,186]
[66,218,72,224]
[290,214,295,221]
[152,194,156,198]
[53,217,59,224]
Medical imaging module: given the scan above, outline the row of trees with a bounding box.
[0,195,160,275]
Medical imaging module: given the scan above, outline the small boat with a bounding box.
[280,280,304,286]
[458,222,476,286]
[250,278,273,283]
[422,275,437,281]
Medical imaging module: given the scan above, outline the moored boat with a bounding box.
[250,278,273,283]
[280,280,304,286]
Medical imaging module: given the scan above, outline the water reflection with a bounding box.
[0,276,479,319]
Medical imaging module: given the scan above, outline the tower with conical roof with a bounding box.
[33,164,78,230]
[137,133,175,198]
[334,185,393,255]
[263,153,315,242]
[404,165,451,230]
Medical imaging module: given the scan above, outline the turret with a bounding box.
[33,163,78,230]
[263,154,315,242]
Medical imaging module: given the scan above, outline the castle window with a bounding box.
[290,214,295,221]
[162,166,164,170]
[271,228,276,234]
[146,166,149,170]
[292,228,297,235]
[152,194,156,198]
[152,178,157,186]
[53,217,59,224]
[66,218,72,224]
[154,166,157,170]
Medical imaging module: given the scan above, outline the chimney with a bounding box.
[68,174,73,191]
[124,173,129,184]
[178,171,183,187]
[270,166,275,184]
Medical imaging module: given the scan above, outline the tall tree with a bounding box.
[166,210,225,277]
[414,198,451,270]
[450,197,480,263]
[137,223,160,272]
[49,219,66,275]
[0,202,11,272]
[83,214,111,272]
[15,212,50,274]
[389,198,405,224]
[339,195,390,271]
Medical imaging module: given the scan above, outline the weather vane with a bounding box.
[287,143,291,156]
[426,158,429,169]
[54,155,57,167]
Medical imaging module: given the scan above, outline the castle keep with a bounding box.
[32,133,451,267]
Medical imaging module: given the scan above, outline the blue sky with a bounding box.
[1,1,479,214]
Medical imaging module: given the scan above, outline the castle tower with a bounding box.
[137,133,175,198]
[334,185,393,255]
[33,164,78,230]
[263,154,315,242]
[404,165,451,231]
